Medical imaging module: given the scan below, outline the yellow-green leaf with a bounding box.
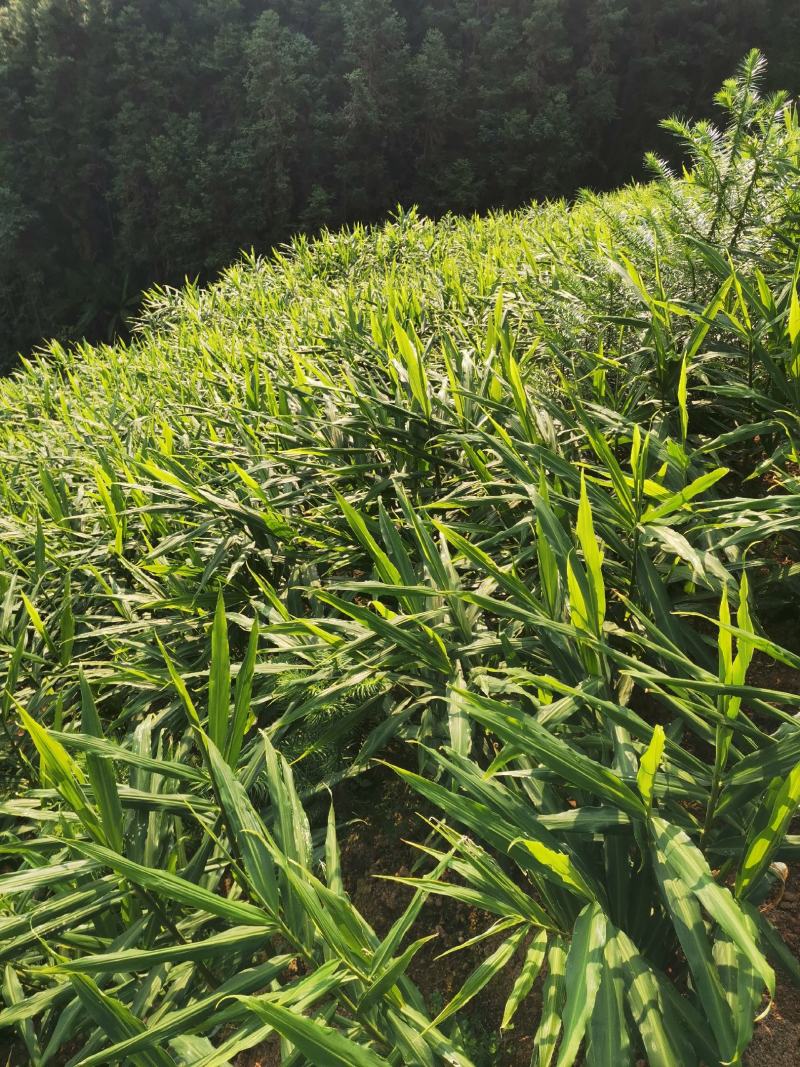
[637,725,665,812]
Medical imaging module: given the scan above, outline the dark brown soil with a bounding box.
[336,769,542,1067]
[746,866,800,1067]
[233,765,541,1066]
[234,770,800,1067]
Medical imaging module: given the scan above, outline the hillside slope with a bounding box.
[1,53,799,1067]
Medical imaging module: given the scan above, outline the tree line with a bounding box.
[0,0,797,367]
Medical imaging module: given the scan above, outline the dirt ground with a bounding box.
[233,768,540,1067]
[334,771,542,1066]
[234,766,800,1067]
[745,866,800,1067]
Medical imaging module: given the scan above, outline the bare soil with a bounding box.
[234,765,541,1066]
[235,764,800,1067]
[745,866,800,1067]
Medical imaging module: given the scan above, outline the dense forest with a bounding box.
[1,0,799,367]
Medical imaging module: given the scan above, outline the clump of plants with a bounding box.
[0,51,799,1067]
